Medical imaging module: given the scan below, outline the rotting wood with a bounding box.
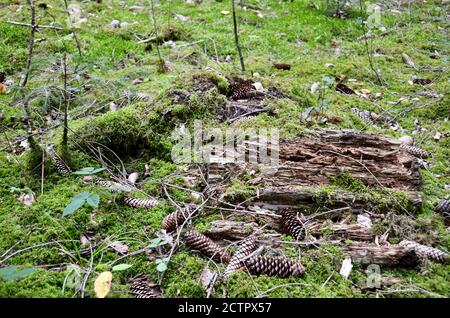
[344,243,420,267]
[207,129,422,212]
[204,219,374,242]
[250,187,421,213]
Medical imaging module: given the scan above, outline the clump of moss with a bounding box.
[221,179,257,202]
[331,171,367,193]
[72,106,147,158]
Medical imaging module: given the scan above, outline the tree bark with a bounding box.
[344,243,420,267]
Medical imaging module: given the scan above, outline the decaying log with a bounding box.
[344,243,420,267]
[308,222,374,241]
[207,129,422,211]
[251,187,421,213]
[209,129,420,190]
[204,219,374,242]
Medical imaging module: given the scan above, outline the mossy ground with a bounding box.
[0,0,449,297]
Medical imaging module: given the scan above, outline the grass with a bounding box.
[0,0,449,298]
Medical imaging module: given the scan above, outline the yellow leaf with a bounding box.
[221,10,230,15]
[94,271,113,298]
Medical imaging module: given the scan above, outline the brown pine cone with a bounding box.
[399,240,449,264]
[124,196,159,209]
[182,229,231,263]
[222,238,258,283]
[280,209,305,240]
[399,144,428,158]
[129,274,163,298]
[244,256,305,277]
[435,198,450,225]
[162,210,190,232]
[54,157,71,176]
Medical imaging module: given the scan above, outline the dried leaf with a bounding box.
[18,192,35,207]
[127,172,139,184]
[339,257,353,280]
[433,131,441,140]
[357,213,372,229]
[336,83,355,94]
[310,82,321,93]
[399,135,413,145]
[273,63,291,70]
[175,14,190,22]
[94,271,113,298]
[413,78,432,85]
[109,241,129,254]
[200,266,217,292]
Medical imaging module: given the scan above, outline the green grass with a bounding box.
[0,0,449,298]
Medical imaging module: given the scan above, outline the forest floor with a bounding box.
[0,0,449,298]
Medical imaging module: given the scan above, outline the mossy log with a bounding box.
[252,187,421,213]
[204,219,374,242]
[208,129,422,212]
[344,243,420,267]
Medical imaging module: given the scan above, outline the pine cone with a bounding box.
[129,274,163,298]
[222,238,258,282]
[228,79,256,100]
[280,209,305,240]
[435,198,450,214]
[124,196,159,209]
[95,177,122,193]
[162,209,192,232]
[351,108,371,123]
[435,199,450,225]
[402,53,415,67]
[244,256,305,277]
[399,144,428,158]
[54,157,71,176]
[399,240,449,264]
[182,229,231,263]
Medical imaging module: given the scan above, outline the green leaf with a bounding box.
[86,194,100,208]
[109,183,132,193]
[0,266,37,281]
[73,167,106,175]
[156,262,167,272]
[112,264,132,272]
[63,196,86,216]
[73,192,90,200]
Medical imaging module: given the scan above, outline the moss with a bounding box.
[331,171,367,193]
[72,107,147,158]
[221,179,257,202]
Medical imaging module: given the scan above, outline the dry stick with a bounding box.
[231,0,245,73]
[358,0,383,86]
[80,245,94,298]
[40,147,45,195]
[7,20,63,30]
[0,240,72,265]
[61,53,69,152]
[63,0,82,59]
[21,0,37,88]
[149,0,164,65]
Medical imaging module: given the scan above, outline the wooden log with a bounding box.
[344,243,420,267]
[206,129,422,212]
[208,129,421,191]
[204,219,374,242]
[252,187,421,213]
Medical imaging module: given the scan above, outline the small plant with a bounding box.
[73,167,106,175]
[63,192,100,216]
[0,266,37,281]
